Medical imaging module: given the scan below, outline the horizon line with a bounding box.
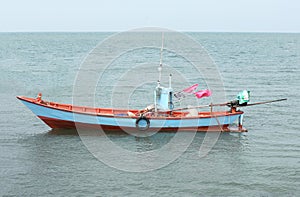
[0,30,300,34]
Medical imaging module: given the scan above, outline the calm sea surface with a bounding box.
[0,32,299,196]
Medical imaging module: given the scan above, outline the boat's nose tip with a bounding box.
[16,96,23,100]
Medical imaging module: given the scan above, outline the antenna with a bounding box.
[158,32,164,87]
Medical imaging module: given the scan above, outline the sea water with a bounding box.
[0,32,299,196]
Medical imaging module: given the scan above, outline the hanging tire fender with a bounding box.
[135,116,150,131]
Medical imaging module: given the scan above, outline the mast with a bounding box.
[154,32,164,113]
[157,32,164,87]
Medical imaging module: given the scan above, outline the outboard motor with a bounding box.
[228,90,250,107]
[237,90,250,106]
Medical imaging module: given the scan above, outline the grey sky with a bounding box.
[0,0,299,32]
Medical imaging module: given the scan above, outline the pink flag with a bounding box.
[194,89,212,99]
[183,84,198,93]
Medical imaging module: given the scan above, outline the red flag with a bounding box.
[183,84,198,93]
[194,89,212,99]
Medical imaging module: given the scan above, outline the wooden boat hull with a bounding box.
[37,116,235,132]
[17,96,247,132]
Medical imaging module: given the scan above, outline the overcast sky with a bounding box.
[0,0,299,32]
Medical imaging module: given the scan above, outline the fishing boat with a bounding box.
[17,86,286,132]
[16,93,243,132]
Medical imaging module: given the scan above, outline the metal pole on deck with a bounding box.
[158,32,164,87]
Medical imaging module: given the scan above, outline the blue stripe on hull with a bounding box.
[20,100,241,128]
